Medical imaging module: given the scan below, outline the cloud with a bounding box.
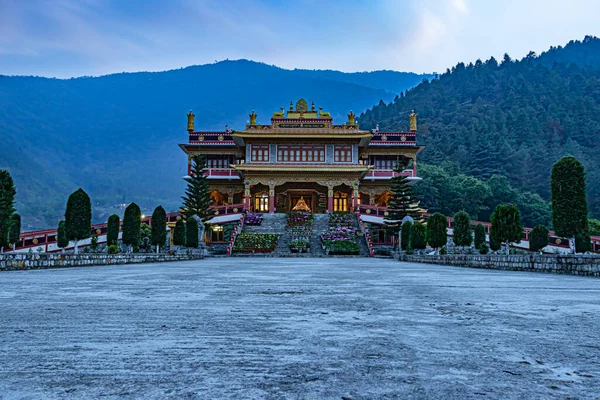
[0,0,599,77]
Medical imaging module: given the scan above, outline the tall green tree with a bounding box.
[57,220,69,252]
[551,155,589,253]
[385,158,418,234]
[410,222,427,253]
[474,223,486,250]
[106,214,120,246]
[8,214,20,252]
[151,206,167,253]
[173,219,186,246]
[122,203,141,253]
[489,225,502,252]
[186,217,199,248]
[529,225,549,253]
[400,220,412,251]
[453,211,472,249]
[0,170,16,252]
[426,212,447,253]
[490,204,524,255]
[64,188,92,254]
[181,155,212,221]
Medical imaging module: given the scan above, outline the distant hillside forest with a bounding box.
[359,36,600,222]
[0,60,429,230]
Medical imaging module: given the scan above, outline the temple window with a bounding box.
[334,146,352,163]
[254,193,269,212]
[207,156,232,169]
[371,156,397,170]
[277,145,325,162]
[333,192,348,212]
[251,145,269,162]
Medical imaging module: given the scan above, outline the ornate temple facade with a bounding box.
[179,99,422,215]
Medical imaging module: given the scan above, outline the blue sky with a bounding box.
[1,0,599,78]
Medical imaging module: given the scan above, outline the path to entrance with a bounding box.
[1,259,599,399]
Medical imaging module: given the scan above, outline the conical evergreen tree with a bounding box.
[8,213,20,252]
[400,220,412,251]
[490,203,523,255]
[385,157,418,233]
[64,188,91,254]
[57,220,69,252]
[529,225,549,253]
[453,211,472,249]
[410,222,426,252]
[173,219,186,246]
[474,223,486,250]
[106,214,120,246]
[186,218,199,248]
[122,203,141,253]
[426,212,447,252]
[0,170,16,252]
[181,155,212,221]
[151,206,167,253]
[551,155,589,252]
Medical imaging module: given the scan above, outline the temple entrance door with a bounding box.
[333,192,349,212]
[254,193,269,212]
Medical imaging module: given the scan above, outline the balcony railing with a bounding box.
[363,168,415,180]
[203,168,239,179]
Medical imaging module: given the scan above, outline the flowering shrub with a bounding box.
[328,212,355,227]
[322,212,361,254]
[290,239,310,253]
[233,233,280,252]
[287,211,314,227]
[321,227,358,241]
[322,240,360,255]
[245,212,263,226]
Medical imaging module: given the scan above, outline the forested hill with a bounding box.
[0,60,429,230]
[359,36,600,219]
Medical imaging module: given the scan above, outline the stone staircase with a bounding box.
[242,213,286,234]
[241,213,290,256]
[310,214,329,257]
[352,214,371,257]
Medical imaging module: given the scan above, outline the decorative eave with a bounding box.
[232,130,373,146]
[233,164,372,173]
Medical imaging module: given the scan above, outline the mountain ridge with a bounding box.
[0,60,431,230]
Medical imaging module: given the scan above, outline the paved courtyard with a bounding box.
[0,258,599,399]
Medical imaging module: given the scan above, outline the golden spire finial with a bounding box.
[409,110,417,131]
[290,101,294,111]
[347,110,356,126]
[249,110,257,126]
[186,110,195,131]
[311,101,315,111]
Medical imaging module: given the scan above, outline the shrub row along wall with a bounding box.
[399,254,600,277]
[0,252,205,272]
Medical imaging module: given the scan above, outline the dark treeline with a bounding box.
[359,36,600,220]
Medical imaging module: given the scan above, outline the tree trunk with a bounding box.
[570,235,576,254]
[74,240,79,254]
[505,241,510,255]
[156,244,159,254]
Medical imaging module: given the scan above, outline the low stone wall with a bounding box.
[398,253,600,277]
[0,252,205,272]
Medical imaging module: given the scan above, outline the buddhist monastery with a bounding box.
[179,99,422,217]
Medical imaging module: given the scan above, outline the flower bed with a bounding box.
[321,212,360,255]
[287,211,314,227]
[290,239,310,253]
[233,233,280,253]
[322,239,360,255]
[245,212,263,226]
[328,212,355,227]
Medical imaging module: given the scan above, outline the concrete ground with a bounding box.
[0,259,599,400]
